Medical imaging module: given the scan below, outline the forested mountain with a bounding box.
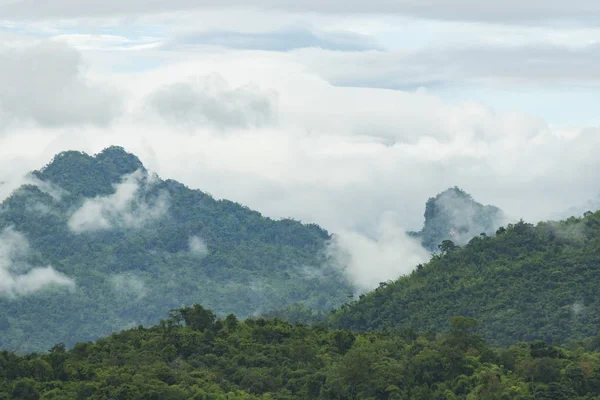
[0,147,353,353]
[331,213,600,346]
[408,187,505,252]
[3,304,600,400]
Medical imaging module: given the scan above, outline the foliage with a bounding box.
[332,215,600,346]
[3,304,600,399]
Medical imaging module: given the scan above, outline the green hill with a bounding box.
[3,304,600,399]
[331,214,600,346]
[0,147,352,353]
[409,187,505,252]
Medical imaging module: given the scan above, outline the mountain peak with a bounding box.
[32,146,145,198]
[411,186,504,251]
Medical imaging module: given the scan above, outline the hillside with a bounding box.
[3,304,600,399]
[409,187,505,252]
[331,214,600,346]
[0,147,353,353]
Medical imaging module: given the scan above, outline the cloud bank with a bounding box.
[0,228,74,298]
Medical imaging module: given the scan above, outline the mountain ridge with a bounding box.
[0,146,350,352]
[331,214,600,346]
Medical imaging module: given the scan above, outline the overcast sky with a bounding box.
[1,0,599,236]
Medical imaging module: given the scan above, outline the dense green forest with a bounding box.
[3,304,600,400]
[0,147,353,353]
[331,213,600,346]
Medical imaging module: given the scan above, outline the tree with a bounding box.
[438,240,459,254]
[177,304,216,332]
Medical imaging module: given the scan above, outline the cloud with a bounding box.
[188,235,209,257]
[164,28,381,52]
[146,74,276,130]
[0,228,74,298]
[68,170,168,233]
[327,213,430,292]
[0,40,122,129]
[1,0,599,24]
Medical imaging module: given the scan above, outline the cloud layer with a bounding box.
[1,9,599,292]
[2,0,600,23]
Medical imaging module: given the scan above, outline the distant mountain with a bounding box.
[408,187,505,252]
[331,214,600,346]
[0,146,352,352]
[558,194,600,219]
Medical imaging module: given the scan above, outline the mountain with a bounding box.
[0,147,353,352]
[3,303,600,399]
[408,187,505,252]
[331,214,600,346]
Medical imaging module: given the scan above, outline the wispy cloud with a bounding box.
[68,170,168,233]
[0,228,74,298]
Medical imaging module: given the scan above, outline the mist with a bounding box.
[188,235,209,258]
[109,273,148,301]
[0,228,74,298]
[68,170,168,233]
[327,213,430,293]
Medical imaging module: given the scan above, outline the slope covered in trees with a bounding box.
[3,304,600,399]
[0,147,353,353]
[332,213,600,346]
[409,187,505,252]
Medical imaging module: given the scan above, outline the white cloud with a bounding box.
[0,228,74,298]
[68,170,168,233]
[0,40,122,129]
[146,73,276,130]
[188,235,209,257]
[327,213,430,292]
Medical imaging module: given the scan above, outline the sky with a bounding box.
[0,0,599,239]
